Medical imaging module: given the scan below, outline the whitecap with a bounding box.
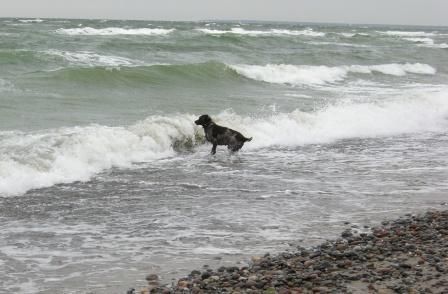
[380,31,437,37]
[44,49,141,67]
[0,115,198,196]
[56,27,175,36]
[213,87,448,150]
[229,63,436,86]
[18,19,44,23]
[196,27,325,37]
[403,37,435,45]
[2,86,446,197]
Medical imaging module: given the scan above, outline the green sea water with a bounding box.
[1,18,448,293]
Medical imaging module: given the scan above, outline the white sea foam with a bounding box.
[381,32,448,49]
[56,27,175,36]
[403,37,435,45]
[270,29,325,37]
[44,49,141,67]
[380,31,437,37]
[214,88,448,150]
[307,41,370,48]
[192,246,242,255]
[338,32,369,38]
[0,115,197,196]
[196,27,325,37]
[429,43,448,49]
[401,38,448,49]
[229,63,436,86]
[19,19,44,23]
[1,87,447,196]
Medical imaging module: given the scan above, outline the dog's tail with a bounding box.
[245,137,253,142]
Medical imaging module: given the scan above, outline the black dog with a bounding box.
[195,114,252,154]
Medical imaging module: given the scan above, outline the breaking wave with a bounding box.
[229,63,436,86]
[403,37,435,45]
[1,88,448,196]
[196,27,325,37]
[44,49,142,67]
[56,27,175,36]
[0,115,199,196]
[19,19,44,23]
[380,31,437,37]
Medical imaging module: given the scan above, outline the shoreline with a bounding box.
[133,209,448,293]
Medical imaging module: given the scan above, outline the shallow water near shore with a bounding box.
[1,18,448,293]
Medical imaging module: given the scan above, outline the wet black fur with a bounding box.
[195,114,252,155]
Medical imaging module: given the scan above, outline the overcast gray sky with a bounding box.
[0,0,447,26]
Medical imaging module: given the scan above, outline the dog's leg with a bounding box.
[211,143,217,155]
[230,143,243,152]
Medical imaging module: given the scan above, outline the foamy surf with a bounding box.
[56,27,175,36]
[0,115,198,196]
[196,28,325,37]
[403,37,435,45]
[19,19,44,23]
[380,31,437,37]
[1,88,447,196]
[229,63,436,86]
[235,89,448,149]
[44,49,142,67]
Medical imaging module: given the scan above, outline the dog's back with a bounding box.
[195,114,252,154]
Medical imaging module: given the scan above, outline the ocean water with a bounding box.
[1,18,448,293]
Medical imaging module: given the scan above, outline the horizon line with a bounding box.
[1,16,447,28]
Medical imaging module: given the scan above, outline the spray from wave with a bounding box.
[229,63,436,86]
[1,88,447,196]
[56,27,175,36]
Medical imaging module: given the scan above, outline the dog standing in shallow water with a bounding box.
[195,114,252,154]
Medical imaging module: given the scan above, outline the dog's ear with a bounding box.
[203,115,212,124]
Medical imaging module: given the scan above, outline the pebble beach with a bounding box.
[134,209,448,294]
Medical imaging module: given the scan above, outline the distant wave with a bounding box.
[1,87,447,196]
[337,32,370,38]
[18,19,44,23]
[196,27,325,37]
[307,41,370,48]
[34,62,243,87]
[27,62,437,88]
[403,37,435,45]
[403,38,448,49]
[428,43,448,49]
[44,49,143,67]
[229,63,436,86]
[380,31,437,37]
[56,27,175,36]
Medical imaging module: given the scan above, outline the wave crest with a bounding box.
[0,115,199,196]
[229,63,436,86]
[44,49,142,67]
[380,31,437,37]
[196,27,324,37]
[1,87,448,196]
[56,27,175,36]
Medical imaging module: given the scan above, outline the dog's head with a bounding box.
[195,114,213,126]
